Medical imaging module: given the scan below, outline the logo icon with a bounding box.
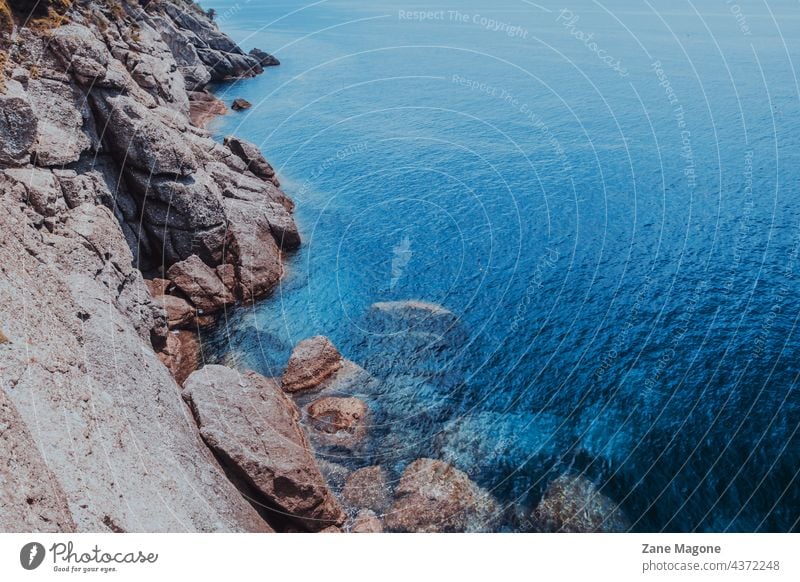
[20,542,46,570]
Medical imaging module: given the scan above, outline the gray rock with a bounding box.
[223,198,283,301]
[0,181,271,532]
[224,136,275,179]
[249,48,280,67]
[91,92,197,176]
[0,390,76,532]
[0,79,37,167]
[182,366,346,531]
[27,78,92,166]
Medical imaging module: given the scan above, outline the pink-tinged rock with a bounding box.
[350,509,383,533]
[384,459,498,532]
[182,365,346,531]
[341,466,391,514]
[282,336,343,393]
[166,254,234,312]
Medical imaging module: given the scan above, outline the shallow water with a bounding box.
[203,0,800,531]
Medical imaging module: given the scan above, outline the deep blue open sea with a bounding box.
[203,0,800,531]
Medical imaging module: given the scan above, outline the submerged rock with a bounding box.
[341,466,392,514]
[350,509,383,533]
[306,396,369,453]
[530,473,629,533]
[182,366,346,531]
[384,459,498,532]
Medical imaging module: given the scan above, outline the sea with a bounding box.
[201,0,800,532]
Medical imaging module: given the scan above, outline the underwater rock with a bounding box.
[530,473,629,532]
[341,466,392,514]
[384,458,498,532]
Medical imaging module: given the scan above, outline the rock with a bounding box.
[223,136,279,185]
[231,98,252,110]
[158,294,197,329]
[150,15,212,90]
[0,79,37,167]
[182,366,346,530]
[215,264,237,294]
[306,396,369,451]
[319,525,342,533]
[222,198,283,302]
[91,93,197,176]
[384,459,498,532]
[26,78,93,166]
[3,167,65,218]
[145,278,172,297]
[249,48,280,67]
[341,466,391,513]
[434,411,570,490]
[158,330,201,385]
[0,180,271,533]
[308,397,368,434]
[0,389,76,532]
[530,473,629,533]
[350,510,383,533]
[167,254,235,312]
[282,336,343,393]
[188,90,227,128]
[124,168,228,267]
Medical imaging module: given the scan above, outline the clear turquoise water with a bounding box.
[203,0,800,531]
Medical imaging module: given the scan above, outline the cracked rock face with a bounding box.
[0,0,294,533]
[182,366,346,531]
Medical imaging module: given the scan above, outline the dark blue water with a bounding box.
[203,0,800,531]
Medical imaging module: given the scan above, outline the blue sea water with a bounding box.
[202,0,800,531]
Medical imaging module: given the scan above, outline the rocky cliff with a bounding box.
[0,0,307,532]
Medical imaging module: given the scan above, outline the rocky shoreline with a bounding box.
[0,0,627,533]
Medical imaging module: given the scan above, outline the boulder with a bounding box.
[91,93,197,176]
[188,90,227,128]
[222,198,283,302]
[158,294,197,329]
[167,254,234,312]
[0,79,37,167]
[231,98,252,110]
[529,473,629,532]
[4,167,64,217]
[341,466,391,514]
[182,366,346,530]
[350,509,383,533]
[249,48,280,67]
[26,78,92,166]
[144,278,172,297]
[384,459,498,532]
[282,336,343,393]
[224,135,278,184]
